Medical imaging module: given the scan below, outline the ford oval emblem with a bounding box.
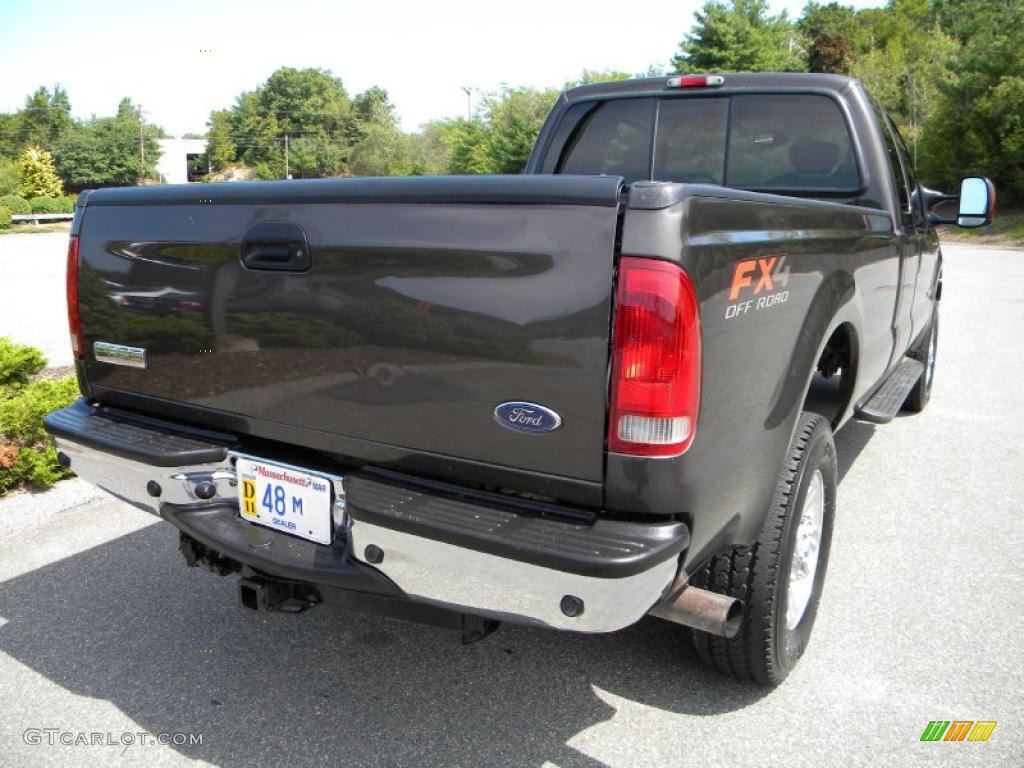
[494,401,562,434]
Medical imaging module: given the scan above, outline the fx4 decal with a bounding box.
[725,256,791,319]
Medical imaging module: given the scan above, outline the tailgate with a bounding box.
[76,176,622,483]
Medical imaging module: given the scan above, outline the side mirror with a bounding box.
[956,176,995,228]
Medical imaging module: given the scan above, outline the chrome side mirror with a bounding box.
[956,176,995,228]
[924,176,996,228]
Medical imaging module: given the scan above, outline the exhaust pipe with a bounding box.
[650,585,743,638]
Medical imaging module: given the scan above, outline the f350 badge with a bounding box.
[494,402,562,434]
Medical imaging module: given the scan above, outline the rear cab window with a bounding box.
[552,92,862,197]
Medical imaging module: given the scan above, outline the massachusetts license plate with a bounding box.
[235,456,334,545]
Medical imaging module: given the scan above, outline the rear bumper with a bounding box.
[46,400,688,633]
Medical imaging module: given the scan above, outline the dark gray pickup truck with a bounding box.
[45,73,994,685]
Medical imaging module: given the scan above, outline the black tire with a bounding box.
[903,307,938,413]
[690,412,837,686]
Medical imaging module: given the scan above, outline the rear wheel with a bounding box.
[903,307,938,413]
[690,412,837,686]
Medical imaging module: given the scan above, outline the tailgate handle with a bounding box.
[241,221,311,272]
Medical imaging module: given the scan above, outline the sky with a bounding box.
[0,0,888,136]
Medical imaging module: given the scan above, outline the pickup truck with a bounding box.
[45,73,994,686]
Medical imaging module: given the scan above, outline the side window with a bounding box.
[557,98,654,182]
[871,100,913,222]
[725,95,861,192]
[539,102,594,174]
[652,97,729,184]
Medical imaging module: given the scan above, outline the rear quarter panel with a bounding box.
[609,186,897,571]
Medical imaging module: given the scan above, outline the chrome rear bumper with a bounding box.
[52,431,683,633]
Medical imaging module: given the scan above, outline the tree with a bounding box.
[286,137,321,178]
[17,88,52,149]
[920,0,1024,202]
[46,86,74,144]
[346,87,410,176]
[407,122,451,176]
[800,2,864,73]
[0,158,19,196]
[260,67,349,138]
[0,113,19,158]
[673,0,807,73]
[16,146,63,197]
[347,86,396,142]
[203,109,236,171]
[565,70,634,88]
[484,87,559,174]
[444,118,492,175]
[205,67,353,179]
[9,86,75,154]
[348,123,410,176]
[847,0,957,129]
[52,101,161,189]
[231,90,284,174]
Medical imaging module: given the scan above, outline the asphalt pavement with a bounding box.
[0,231,73,367]
[0,238,1021,767]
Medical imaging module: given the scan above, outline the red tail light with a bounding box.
[66,235,83,359]
[608,257,701,457]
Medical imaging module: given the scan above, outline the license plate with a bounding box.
[235,456,335,545]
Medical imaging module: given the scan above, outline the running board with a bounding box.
[855,357,925,424]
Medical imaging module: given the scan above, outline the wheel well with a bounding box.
[804,323,857,429]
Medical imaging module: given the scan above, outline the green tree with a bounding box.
[347,86,395,142]
[0,113,19,158]
[847,0,956,131]
[0,158,19,196]
[47,86,74,143]
[203,109,236,171]
[52,101,161,189]
[16,146,63,197]
[407,122,452,176]
[349,123,410,176]
[346,87,410,176]
[445,118,492,175]
[484,87,559,174]
[231,90,284,174]
[211,67,351,178]
[800,2,864,73]
[261,67,349,138]
[565,70,634,88]
[16,88,53,149]
[673,0,807,73]
[920,0,1024,202]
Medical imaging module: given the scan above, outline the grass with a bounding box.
[939,208,1024,247]
[0,222,71,235]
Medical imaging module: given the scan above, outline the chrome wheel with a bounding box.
[786,469,824,630]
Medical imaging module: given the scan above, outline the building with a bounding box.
[155,138,207,184]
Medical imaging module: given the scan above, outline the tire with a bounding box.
[903,307,938,413]
[690,412,837,686]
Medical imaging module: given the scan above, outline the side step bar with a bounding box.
[855,356,925,424]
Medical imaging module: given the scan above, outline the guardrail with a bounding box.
[12,213,74,225]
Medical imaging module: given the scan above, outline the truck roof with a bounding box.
[563,73,858,102]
